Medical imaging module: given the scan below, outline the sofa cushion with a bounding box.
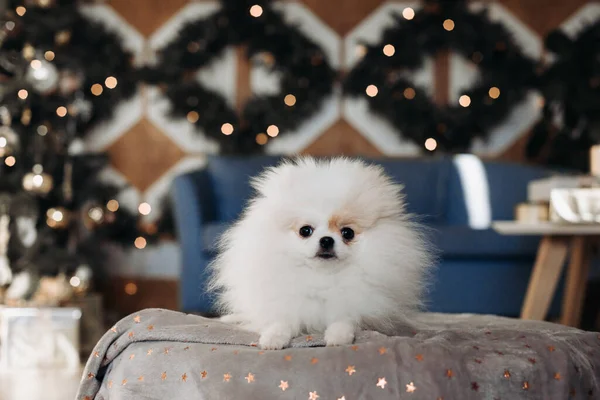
[429,225,541,258]
[375,158,449,222]
[205,155,282,221]
[202,222,229,253]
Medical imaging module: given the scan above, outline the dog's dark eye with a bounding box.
[299,226,314,238]
[341,227,355,241]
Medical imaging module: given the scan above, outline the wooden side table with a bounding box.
[492,222,600,328]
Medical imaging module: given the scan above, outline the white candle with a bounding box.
[591,145,600,176]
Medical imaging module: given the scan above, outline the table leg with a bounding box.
[560,236,591,327]
[520,236,569,321]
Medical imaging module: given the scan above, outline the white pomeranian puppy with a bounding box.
[208,156,433,350]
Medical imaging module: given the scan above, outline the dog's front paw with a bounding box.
[325,321,356,347]
[259,324,293,350]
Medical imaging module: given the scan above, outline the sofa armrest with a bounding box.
[169,170,216,313]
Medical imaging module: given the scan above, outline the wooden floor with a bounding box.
[0,367,81,400]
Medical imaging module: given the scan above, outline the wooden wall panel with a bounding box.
[108,0,191,37]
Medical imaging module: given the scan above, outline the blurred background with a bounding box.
[0,0,599,373]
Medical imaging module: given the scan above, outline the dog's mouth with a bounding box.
[316,251,337,260]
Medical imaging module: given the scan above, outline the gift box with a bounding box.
[0,306,81,371]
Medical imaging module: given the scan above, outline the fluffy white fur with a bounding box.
[208,156,434,349]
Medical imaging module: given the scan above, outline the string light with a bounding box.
[21,109,31,126]
[106,199,119,212]
[56,106,67,117]
[105,76,118,89]
[91,84,103,96]
[5,156,15,167]
[187,41,201,53]
[249,5,263,17]
[256,133,268,145]
[16,6,26,16]
[402,7,415,20]
[18,89,28,100]
[267,125,279,137]
[221,123,234,135]
[30,60,42,69]
[88,207,104,222]
[138,202,151,216]
[0,138,6,148]
[124,282,138,295]
[425,138,437,151]
[489,87,500,99]
[537,97,545,109]
[355,45,367,58]
[44,51,55,61]
[366,85,378,97]
[187,111,199,123]
[383,44,395,57]
[49,209,64,222]
[37,125,48,136]
[443,19,455,31]
[5,21,14,31]
[134,237,147,250]
[284,94,296,106]
[70,276,81,287]
[459,95,471,107]
[404,88,416,100]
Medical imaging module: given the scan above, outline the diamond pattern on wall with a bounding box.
[261,2,342,155]
[79,3,146,65]
[301,119,382,157]
[106,119,186,192]
[558,2,600,37]
[343,2,431,156]
[451,2,543,156]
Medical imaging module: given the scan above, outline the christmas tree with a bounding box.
[0,0,164,305]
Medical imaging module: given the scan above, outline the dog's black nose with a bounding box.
[319,236,334,250]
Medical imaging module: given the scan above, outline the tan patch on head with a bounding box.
[328,211,363,235]
[328,215,344,232]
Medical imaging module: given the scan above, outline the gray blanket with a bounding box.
[76,309,600,399]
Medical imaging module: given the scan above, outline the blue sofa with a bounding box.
[170,155,561,317]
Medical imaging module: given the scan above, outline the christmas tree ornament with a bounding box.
[84,204,104,229]
[0,193,12,287]
[46,206,70,229]
[70,263,92,295]
[36,0,55,7]
[0,122,18,157]
[20,107,31,125]
[69,97,92,122]
[25,57,59,93]
[54,30,71,46]
[5,270,39,301]
[32,273,73,305]
[15,215,37,247]
[11,192,39,247]
[22,164,53,194]
[22,43,35,60]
